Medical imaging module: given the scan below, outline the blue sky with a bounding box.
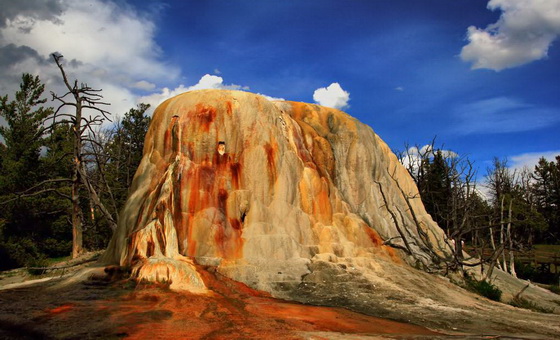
[1,0,559,176]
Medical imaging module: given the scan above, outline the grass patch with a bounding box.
[509,296,554,314]
[45,256,71,266]
[26,257,50,276]
[549,285,560,295]
[464,275,502,301]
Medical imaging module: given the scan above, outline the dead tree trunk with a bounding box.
[50,53,117,258]
[507,199,517,277]
[500,196,507,271]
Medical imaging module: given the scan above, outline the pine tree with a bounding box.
[0,74,57,268]
[533,156,560,242]
[105,103,151,210]
[0,74,52,192]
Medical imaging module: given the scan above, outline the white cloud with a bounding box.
[0,0,178,118]
[509,150,560,171]
[258,94,285,101]
[313,82,350,109]
[132,80,156,91]
[461,0,560,71]
[137,74,283,114]
[395,86,404,92]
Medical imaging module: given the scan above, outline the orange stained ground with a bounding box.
[67,264,441,339]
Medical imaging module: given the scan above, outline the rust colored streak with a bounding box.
[214,221,226,256]
[187,142,195,161]
[163,116,179,158]
[363,224,401,262]
[47,304,74,315]
[230,162,241,189]
[217,188,228,213]
[186,167,200,214]
[364,227,383,247]
[225,100,233,115]
[291,125,314,164]
[146,239,155,257]
[200,165,215,193]
[172,169,184,247]
[212,152,230,172]
[229,218,242,230]
[263,142,277,184]
[189,103,216,132]
[134,204,146,234]
[163,129,171,157]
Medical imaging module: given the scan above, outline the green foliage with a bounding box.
[26,256,50,276]
[509,296,554,313]
[104,103,151,210]
[0,237,42,270]
[0,74,73,269]
[0,73,53,192]
[514,260,537,280]
[548,285,560,295]
[416,150,453,231]
[464,275,502,301]
[533,156,560,242]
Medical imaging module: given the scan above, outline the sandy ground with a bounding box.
[0,255,558,339]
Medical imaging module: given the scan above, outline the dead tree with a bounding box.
[47,53,117,258]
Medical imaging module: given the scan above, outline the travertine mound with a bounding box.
[102,89,450,292]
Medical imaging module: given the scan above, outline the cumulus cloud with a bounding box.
[313,82,350,109]
[461,0,560,71]
[137,74,284,114]
[0,0,179,117]
[453,97,560,134]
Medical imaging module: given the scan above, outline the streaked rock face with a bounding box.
[102,89,452,295]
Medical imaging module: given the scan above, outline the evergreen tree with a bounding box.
[0,74,57,268]
[533,156,560,242]
[418,150,453,233]
[0,74,52,192]
[105,103,151,209]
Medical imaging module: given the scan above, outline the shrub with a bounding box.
[514,260,537,280]
[26,256,50,276]
[42,238,72,258]
[548,285,560,295]
[0,237,41,270]
[465,275,502,301]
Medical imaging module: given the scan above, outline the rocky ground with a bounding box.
[0,255,559,339]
